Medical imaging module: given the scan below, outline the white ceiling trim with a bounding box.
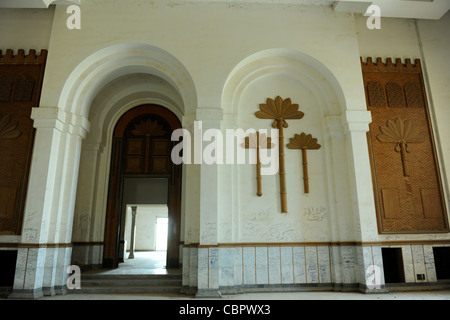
[333,0,450,20]
[0,0,80,9]
[0,0,448,20]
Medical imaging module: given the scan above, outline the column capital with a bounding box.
[31,107,90,139]
[342,110,372,134]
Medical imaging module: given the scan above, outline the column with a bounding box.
[195,108,222,298]
[342,110,385,292]
[128,206,137,259]
[10,107,89,299]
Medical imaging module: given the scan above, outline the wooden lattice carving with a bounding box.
[256,96,304,213]
[361,56,448,233]
[243,131,275,197]
[0,49,47,235]
[287,133,321,194]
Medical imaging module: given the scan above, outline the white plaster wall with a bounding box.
[123,205,168,251]
[38,1,368,247]
[0,8,54,51]
[1,0,448,251]
[417,12,450,212]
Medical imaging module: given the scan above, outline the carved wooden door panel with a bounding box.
[0,50,47,235]
[103,105,182,268]
[362,57,448,233]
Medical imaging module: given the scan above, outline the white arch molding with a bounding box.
[59,43,197,120]
[222,48,347,118]
[65,44,197,267]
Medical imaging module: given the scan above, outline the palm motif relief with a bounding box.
[0,114,21,140]
[287,133,321,194]
[256,96,304,213]
[243,132,275,197]
[376,118,425,178]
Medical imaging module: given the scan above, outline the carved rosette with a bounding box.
[131,119,166,137]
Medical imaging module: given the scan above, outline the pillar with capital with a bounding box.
[10,107,89,299]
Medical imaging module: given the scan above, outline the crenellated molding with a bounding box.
[361,57,422,73]
[0,49,47,64]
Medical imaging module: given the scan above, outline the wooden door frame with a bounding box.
[102,105,182,269]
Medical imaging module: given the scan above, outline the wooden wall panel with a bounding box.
[362,57,448,233]
[0,49,47,235]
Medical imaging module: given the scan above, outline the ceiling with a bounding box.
[0,0,80,8]
[333,0,450,20]
[0,0,449,20]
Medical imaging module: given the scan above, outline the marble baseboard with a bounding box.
[184,243,448,292]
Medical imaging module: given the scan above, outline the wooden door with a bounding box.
[103,105,182,269]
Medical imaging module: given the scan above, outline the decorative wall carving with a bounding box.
[256,96,304,213]
[376,118,425,178]
[361,57,448,233]
[386,82,406,107]
[0,49,47,235]
[126,117,168,174]
[287,133,321,194]
[0,114,22,140]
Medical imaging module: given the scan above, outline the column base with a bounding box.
[8,288,44,300]
[195,289,222,298]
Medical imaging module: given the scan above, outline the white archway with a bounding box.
[58,43,197,119]
[62,44,197,268]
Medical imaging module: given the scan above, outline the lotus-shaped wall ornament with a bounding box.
[131,119,166,137]
[376,118,425,177]
[255,96,304,128]
[255,96,304,213]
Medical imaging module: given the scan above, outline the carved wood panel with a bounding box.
[362,57,448,233]
[0,49,47,235]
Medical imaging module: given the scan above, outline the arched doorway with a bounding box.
[103,104,182,269]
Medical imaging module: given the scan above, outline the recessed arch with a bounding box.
[59,43,197,119]
[222,48,346,117]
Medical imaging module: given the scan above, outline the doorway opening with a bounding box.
[102,105,182,270]
[382,248,405,283]
[433,247,450,280]
[123,204,169,271]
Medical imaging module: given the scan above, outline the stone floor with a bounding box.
[82,251,181,276]
[39,290,450,300]
[3,251,450,300]
[40,251,450,300]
